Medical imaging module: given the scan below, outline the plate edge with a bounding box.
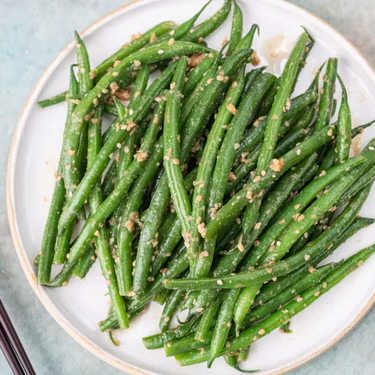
[6,0,375,375]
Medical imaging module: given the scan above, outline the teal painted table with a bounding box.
[1,1,374,374]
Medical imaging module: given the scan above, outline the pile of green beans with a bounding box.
[36,1,375,372]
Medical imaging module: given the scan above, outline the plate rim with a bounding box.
[6,0,375,374]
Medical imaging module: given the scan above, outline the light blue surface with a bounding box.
[1,0,375,374]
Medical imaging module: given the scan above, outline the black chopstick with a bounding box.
[0,299,35,375]
[0,324,24,375]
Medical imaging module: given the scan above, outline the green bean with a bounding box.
[227,123,310,196]
[50,67,81,266]
[216,220,242,254]
[74,31,94,94]
[338,162,375,205]
[134,68,204,294]
[275,128,310,157]
[54,219,75,265]
[134,112,153,148]
[177,156,317,314]
[330,99,337,118]
[150,169,198,276]
[99,304,146,332]
[183,51,218,97]
[154,289,171,305]
[135,50,253,292]
[261,163,371,265]
[335,73,351,163]
[95,23,178,78]
[208,289,240,367]
[256,77,280,118]
[224,352,257,373]
[158,211,177,240]
[180,290,200,311]
[200,72,276,274]
[116,137,164,295]
[102,157,118,198]
[318,118,375,176]
[227,1,243,56]
[233,24,259,54]
[73,243,96,278]
[160,289,187,332]
[195,293,222,342]
[182,0,231,43]
[175,240,375,366]
[291,28,315,93]
[163,58,191,253]
[165,334,209,357]
[142,315,200,350]
[103,102,118,116]
[287,225,315,258]
[86,104,130,327]
[60,51,92,254]
[314,58,338,131]
[205,125,339,240]
[50,71,173,286]
[37,69,79,283]
[233,89,318,167]
[151,219,184,276]
[242,67,266,96]
[58,42,210,233]
[76,121,89,183]
[180,49,222,126]
[241,154,367,271]
[38,22,175,108]
[126,250,190,315]
[110,66,152,251]
[101,116,120,145]
[117,65,151,180]
[191,67,246,275]
[352,119,375,137]
[237,346,251,364]
[293,104,316,131]
[228,155,317,327]
[38,91,69,108]
[257,32,309,171]
[166,183,372,292]
[254,216,374,307]
[244,262,335,326]
[165,217,371,357]
[156,0,213,45]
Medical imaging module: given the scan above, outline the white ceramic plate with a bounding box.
[7,0,375,374]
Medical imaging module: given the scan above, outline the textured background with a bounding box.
[1,0,375,374]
